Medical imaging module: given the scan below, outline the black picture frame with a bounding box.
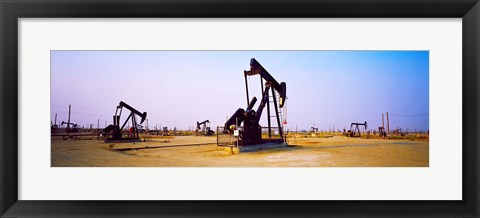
[1,0,479,217]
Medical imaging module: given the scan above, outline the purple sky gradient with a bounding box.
[51,51,429,132]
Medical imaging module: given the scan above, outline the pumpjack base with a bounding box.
[225,142,287,155]
[104,138,142,143]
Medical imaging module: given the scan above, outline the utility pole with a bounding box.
[295,125,298,143]
[386,112,390,135]
[382,113,385,129]
[67,105,71,131]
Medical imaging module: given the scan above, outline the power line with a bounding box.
[51,105,111,112]
[388,112,429,117]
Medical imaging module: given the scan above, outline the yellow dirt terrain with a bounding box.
[51,136,428,167]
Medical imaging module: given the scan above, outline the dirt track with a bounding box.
[51,136,428,167]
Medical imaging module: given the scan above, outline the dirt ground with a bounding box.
[51,135,428,167]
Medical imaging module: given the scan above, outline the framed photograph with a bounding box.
[1,0,479,217]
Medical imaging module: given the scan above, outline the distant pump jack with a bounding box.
[61,105,79,133]
[98,101,147,143]
[349,121,367,137]
[196,120,215,136]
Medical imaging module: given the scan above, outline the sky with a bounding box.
[51,51,429,132]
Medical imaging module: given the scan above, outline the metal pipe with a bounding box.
[382,113,385,129]
[255,86,271,121]
[244,73,250,106]
[386,112,390,134]
[266,84,271,138]
[271,88,283,139]
[120,113,133,132]
[246,97,257,111]
[67,105,71,131]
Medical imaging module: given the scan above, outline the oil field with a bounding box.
[51,133,428,167]
[51,51,429,167]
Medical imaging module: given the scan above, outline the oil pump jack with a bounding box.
[61,121,79,133]
[196,120,215,136]
[99,101,147,142]
[349,121,367,137]
[61,105,79,133]
[222,58,287,147]
[51,113,59,133]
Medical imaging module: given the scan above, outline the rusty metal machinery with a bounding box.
[51,121,58,133]
[378,126,387,138]
[349,121,367,137]
[61,105,79,133]
[61,121,79,133]
[222,58,287,147]
[51,113,59,133]
[392,128,405,136]
[196,120,215,136]
[163,127,168,133]
[99,101,147,142]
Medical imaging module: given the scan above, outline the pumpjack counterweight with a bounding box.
[222,58,287,147]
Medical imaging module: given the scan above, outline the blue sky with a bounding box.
[51,51,429,132]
